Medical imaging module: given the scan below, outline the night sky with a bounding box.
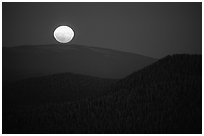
[3,2,202,58]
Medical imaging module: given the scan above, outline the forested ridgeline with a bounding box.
[3,54,202,134]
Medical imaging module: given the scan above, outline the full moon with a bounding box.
[54,26,74,43]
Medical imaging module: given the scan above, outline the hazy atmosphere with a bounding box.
[3,2,201,58]
[3,2,202,134]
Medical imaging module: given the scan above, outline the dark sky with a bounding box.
[3,2,202,58]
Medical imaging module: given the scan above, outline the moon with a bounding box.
[54,26,74,43]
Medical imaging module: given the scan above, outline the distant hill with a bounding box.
[3,44,156,82]
[3,54,201,134]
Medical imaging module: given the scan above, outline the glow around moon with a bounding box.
[54,26,74,43]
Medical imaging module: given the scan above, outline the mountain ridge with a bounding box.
[3,44,156,82]
[3,54,201,133]
[3,44,158,59]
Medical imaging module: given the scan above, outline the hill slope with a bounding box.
[3,73,116,105]
[3,44,156,82]
[3,54,201,134]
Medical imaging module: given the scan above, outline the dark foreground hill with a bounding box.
[3,44,156,82]
[3,54,201,134]
[3,73,116,105]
